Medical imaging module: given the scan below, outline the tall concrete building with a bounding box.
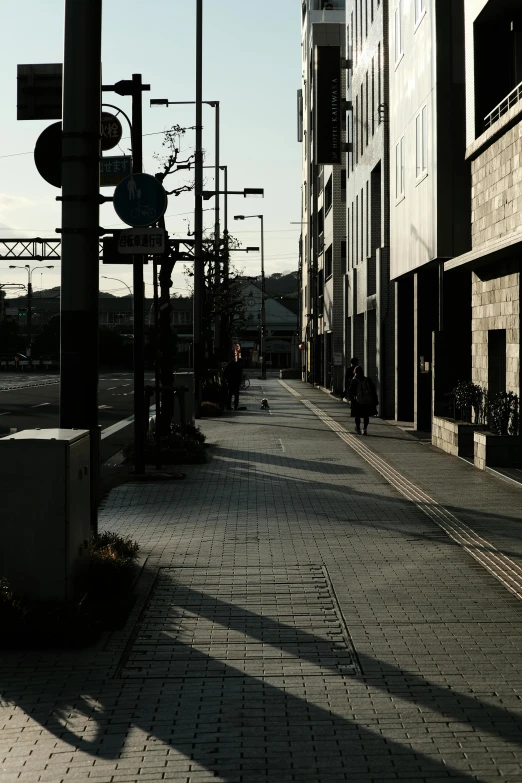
[389,0,470,430]
[443,0,522,405]
[344,0,393,416]
[299,0,347,392]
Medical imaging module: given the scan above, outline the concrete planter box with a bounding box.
[474,431,522,471]
[432,416,488,458]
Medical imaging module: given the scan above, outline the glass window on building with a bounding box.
[415,105,428,179]
[395,0,403,63]
[414,0,426,27]
[395,136,405,200]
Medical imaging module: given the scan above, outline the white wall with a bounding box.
[389,0,437,279]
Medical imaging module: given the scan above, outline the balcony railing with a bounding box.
[484,80,522,130]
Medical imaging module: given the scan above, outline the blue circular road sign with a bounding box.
[113,173,168,227]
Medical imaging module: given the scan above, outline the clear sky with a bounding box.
[0,1,302,298]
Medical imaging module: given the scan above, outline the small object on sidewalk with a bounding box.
[355,427,361,434]
[261,398,270,410]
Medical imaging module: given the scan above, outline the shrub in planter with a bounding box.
[451,381,487,423]
[92,531,140,560]
[200,401,222,417]
[488,391,520,436]
[171,422,206,445]
[123,424,207,464]
[0,577,100,649]
[201,378,226,409]
[0,532,141,648]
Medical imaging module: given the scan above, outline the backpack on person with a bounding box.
[356,378,373,405]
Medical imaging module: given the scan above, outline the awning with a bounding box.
[445,228,522,272]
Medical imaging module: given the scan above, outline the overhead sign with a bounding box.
[314,46,341,164]
[100,156,132,187]
[5,308,18,316]
[101,112,123,152]
[113,173,168,227]
[118,228,166,255]
[17,64,62,121]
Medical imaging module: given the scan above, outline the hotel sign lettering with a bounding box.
[315,46,341,165]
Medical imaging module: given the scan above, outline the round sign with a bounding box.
[34,121,62,188]
[101,112,123,152]
[113,173,168,227]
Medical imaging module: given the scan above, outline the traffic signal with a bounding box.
[18,308,27,317]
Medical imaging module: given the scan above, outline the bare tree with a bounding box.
[153,126,195,436]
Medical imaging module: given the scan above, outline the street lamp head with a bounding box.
[246,247,260,252]
[150,98,169,106]
[9,265,15,269]
[234,215,245,220]
[243,188,264,198]
[46,266,54,270]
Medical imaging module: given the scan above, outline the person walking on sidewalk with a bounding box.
[349,366,378,435]
[343,356,360,400]
[223,358,244,411]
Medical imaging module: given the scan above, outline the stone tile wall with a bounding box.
[471,120,522,247]
[471,260,520,395]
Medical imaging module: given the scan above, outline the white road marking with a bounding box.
[281,383,522,604]
[98,404,113,409]
[101,405,155,440]
[30,402,50,408]
[0,412,9,416]
[107,386,116,390]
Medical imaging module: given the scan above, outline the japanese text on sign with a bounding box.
[119,233,164,249]
[117,228,166,255]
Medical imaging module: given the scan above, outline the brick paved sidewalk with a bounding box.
[2,377,522,783]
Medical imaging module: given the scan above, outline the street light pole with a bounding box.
[9,265,54,361]
[260,215,266,380]
[233,214,266,379]
[131,73,147,473]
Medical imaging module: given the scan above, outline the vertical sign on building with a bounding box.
[314,46,341,164]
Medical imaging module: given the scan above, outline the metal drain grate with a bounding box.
[118,566,359,679]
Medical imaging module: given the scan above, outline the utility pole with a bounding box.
[260,215,266,381]
[102,75,150,473]
[60,0,102,532]
[193,0,204,416]
[26,276,32,363]
[213,102,221,356]
[131,73,146,473]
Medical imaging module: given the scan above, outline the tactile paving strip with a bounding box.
[118,566,359,679]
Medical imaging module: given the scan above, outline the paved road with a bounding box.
[0,372,149,462]
[2,378,522,781]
